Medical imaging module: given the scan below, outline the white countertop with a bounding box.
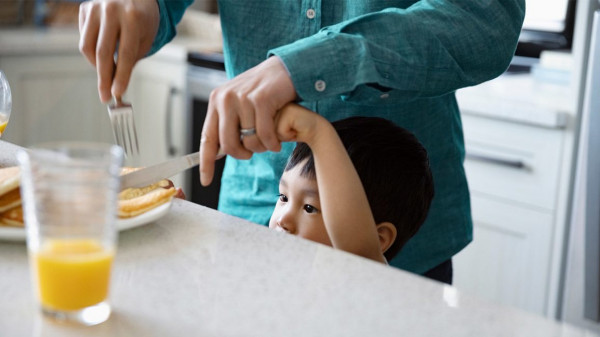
[0,140,597,337]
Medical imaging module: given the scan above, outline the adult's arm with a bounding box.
[269,0,525,102]
[148,0,194,54]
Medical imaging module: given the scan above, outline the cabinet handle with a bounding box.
[165,86,180,156]
[466,152,526,169]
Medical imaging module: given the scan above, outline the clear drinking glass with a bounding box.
[0,70,11,137]
[18,142,123,325]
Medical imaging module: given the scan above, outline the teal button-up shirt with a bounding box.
[153,0,525,274]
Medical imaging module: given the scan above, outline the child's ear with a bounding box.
[376,222,397,254]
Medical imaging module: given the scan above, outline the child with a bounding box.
[270,104,434,264]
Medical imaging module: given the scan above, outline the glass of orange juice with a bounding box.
[18,142,123,325]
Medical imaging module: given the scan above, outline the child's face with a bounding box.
[269,161,332,247]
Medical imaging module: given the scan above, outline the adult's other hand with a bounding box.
[78,0,159,103]
[199,56,297,186]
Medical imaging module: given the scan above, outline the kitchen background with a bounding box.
[0,0,598,333]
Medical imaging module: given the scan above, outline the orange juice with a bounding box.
[32,239,114,311]
[0,120,7,136]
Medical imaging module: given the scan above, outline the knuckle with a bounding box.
[247,91,265,105]
[209,88,221,101]
[103,1,120,16]
[200,133,218,147]
[96,46,112,59]
[123,5,142,21]
[221,90,237,102]
[79,1,90,14]
[79,40,93,56]
[238,95,253,108]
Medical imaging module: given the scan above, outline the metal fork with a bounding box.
[107,97,139,157]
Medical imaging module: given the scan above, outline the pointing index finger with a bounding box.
[199,104,220,187]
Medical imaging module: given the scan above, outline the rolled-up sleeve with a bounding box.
[269,1,525,102]
[148,0,194,55]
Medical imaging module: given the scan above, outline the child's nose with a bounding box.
[278,209,296,234]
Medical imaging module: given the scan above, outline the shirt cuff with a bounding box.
[268,30,357,102]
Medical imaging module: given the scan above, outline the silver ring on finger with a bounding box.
[240,127,256,141]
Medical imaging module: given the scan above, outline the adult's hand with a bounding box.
[78,0,159,103]
[199,56,297,186]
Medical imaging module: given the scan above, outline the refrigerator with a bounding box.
[562,0,600,332]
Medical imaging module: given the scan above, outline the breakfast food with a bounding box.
[0,205,23,227]
[117,167,177,218]
[0,166,178,227]
[0,166,20,213]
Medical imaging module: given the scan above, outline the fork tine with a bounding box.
[123,112,134,156]
[119,112,129,156]
[107,97,138,157]
[129,111,140,155]
[110,111,123,153]
[108,112,118,146]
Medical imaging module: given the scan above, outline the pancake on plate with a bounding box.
[0,166,178,227]
[0,166,21,214]
[0,205,23,227]
[118,167,177,218]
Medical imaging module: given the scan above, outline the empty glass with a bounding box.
[0,70,11,137]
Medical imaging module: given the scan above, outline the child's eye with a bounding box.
[303,204,319,214]
[278,193,288,202]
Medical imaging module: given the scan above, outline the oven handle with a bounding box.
[465,151,527,170]
[166,85,181,156]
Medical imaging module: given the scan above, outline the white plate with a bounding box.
[0,200,173,242]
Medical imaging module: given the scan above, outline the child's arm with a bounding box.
[275,104,386,263]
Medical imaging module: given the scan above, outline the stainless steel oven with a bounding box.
[186,52,228,209]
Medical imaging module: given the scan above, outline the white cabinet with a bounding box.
[453,72,577,318]
[454,114,563,315]
[455,196,553,314]
[0,54,112,146]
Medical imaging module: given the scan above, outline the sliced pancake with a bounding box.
[118,167,177,218]
[0,205,24,228]
[0,166,177,226]
[0,167,20,194]
[0,167,21,212]
[118,186,176,218]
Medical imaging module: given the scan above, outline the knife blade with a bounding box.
[121,150,225,189]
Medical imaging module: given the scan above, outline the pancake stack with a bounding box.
[0,167,23,227]
[0,166,177,228]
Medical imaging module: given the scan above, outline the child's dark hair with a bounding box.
[285,116,434,261]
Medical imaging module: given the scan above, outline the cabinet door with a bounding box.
[125,57,187,189]
[453,195,553,315]
[461,114,564,211]
[0,55,112,146]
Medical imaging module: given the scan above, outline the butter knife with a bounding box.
[121,150,225,189]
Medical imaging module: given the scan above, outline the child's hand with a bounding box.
[274,104,328,145]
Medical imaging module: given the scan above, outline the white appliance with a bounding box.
[562,0,600,333]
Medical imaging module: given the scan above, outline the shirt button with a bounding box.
[306,9,316,19]
[314,80,326,92]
